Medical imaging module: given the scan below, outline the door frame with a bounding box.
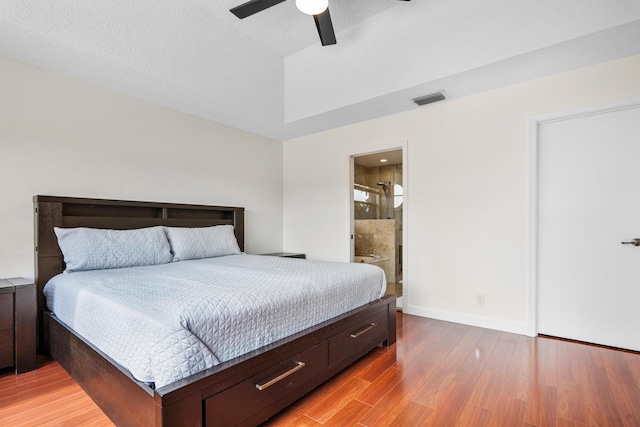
[527,95,640,337]
[348,140,408,306]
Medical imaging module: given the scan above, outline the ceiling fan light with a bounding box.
[295,0,328,15]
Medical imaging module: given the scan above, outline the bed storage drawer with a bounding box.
[328,307,388,367]
[205,341,329,426]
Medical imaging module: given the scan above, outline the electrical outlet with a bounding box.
[476,294,485,306]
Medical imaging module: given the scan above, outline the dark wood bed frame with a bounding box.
[34,195,396,427]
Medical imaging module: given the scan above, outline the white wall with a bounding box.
[0,57,284,280]
[283,54,640,334]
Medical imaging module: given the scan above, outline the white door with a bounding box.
[537,104,640,351]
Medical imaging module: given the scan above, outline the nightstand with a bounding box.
[260,252,306,259]
[0,278,37,374]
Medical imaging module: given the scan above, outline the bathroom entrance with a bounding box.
[351,149,404,308]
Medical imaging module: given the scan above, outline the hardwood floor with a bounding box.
[1,314,639,426]
[0,354,113,426]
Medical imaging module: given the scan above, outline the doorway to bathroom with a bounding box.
[351,149,404,309]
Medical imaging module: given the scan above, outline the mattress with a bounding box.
[43,254,386,388]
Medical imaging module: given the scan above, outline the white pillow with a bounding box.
[54,226,173,273]
[164,225,241,261]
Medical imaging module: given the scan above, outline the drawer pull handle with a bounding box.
[255,361,306,391]
[350,322,378,339]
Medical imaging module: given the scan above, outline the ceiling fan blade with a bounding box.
[230,0,287,19]
[313,8,336,46]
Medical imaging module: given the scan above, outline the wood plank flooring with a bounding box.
[1,314,640,426]
[0,354,113,426]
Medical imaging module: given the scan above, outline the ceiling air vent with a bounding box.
[412,91,446,106]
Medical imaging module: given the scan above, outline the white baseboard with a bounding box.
[404,305,530,336]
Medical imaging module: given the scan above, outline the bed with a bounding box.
[34,195,396,426]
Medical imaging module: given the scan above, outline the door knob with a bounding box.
[621,238,640,246]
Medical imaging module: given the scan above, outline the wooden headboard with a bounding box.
[34,195,245,346]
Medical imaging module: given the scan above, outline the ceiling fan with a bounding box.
[230,0,411,47]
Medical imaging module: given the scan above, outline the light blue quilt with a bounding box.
[44,254,385,388]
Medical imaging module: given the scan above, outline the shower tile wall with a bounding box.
[354,219,396,284]
[354,162,403,282]
[355,163,402,191]
[354,163,369,189]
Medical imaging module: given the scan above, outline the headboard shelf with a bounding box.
[34,195,245,350]
[60,216,234,230]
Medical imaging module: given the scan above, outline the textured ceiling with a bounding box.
[1,1,640,141]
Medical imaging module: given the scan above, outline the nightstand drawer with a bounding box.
[0,329,14,369]
[0,293,13,331]
[0,279,36,374]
